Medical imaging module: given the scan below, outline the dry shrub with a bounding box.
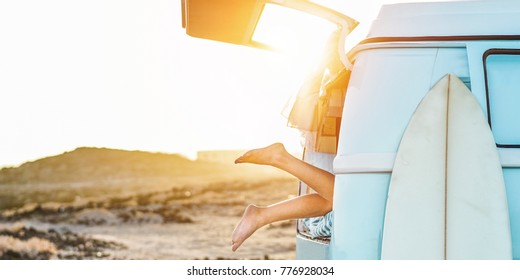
[0,236,57,259]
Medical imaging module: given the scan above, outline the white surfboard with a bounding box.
[381,74,512,260]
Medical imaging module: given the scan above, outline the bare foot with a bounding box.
[234,143,287,166]
[231,205,264,252]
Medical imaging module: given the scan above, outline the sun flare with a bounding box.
[253,3,339,70]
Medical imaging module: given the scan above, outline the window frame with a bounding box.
[483,48,520,148]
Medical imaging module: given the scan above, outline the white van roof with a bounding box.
[367,1,520,39]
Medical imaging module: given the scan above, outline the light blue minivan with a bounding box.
[182,0,520,259]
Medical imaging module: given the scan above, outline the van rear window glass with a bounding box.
[484,50,520,148]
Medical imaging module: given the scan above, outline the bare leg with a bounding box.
[231,193,332,252]
[235,143,335,201]
[231,143,335,251]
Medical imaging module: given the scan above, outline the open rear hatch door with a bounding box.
[181,0,358,68]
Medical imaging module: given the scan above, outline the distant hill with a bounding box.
[0,147,290,210]
[0,147,244,185]
[0,147,193,184]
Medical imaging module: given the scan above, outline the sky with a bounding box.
[0,0,464,167]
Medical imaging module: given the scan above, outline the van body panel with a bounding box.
[333,153,394,174]
[337,47,470,157]
[295,235,329,259]
[504,168,520,260]
[338,48,438,155]
[430,48,470,88]
[369,1,520,38]
[328,173,390,259]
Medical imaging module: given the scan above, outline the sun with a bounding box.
[252,3,339,70]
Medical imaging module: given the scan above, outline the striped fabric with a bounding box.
[302,211,333,238]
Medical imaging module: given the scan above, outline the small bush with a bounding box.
[0,236,57,259]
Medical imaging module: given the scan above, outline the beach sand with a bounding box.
[0,173,299,260]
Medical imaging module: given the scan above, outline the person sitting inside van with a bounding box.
[231,143,334,252]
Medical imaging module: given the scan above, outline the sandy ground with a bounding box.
[0,176,299,260]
